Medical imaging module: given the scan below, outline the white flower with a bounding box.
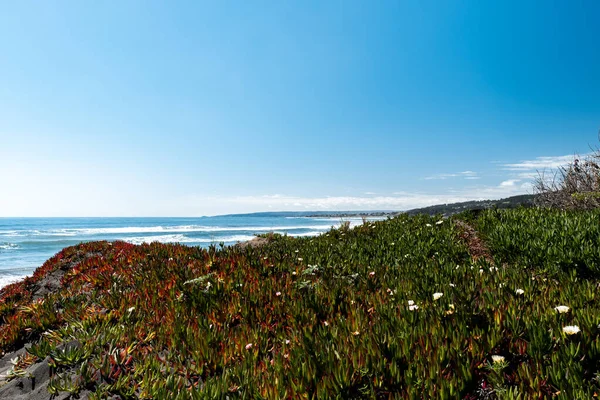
[426,223,432,227]
[275,291,281,297]
[323,321,329,326]
[285,339,290,344]
[407,300,415,306]
[554,305,570,313]
[479,269,484,275]
[491,355,505,363]
[369,271,375,276]
[563,325,580,335]
[245,343,253,350]
[127,306,135,313]
[295,250,299,253]
[408,305,419,311]
[391,242,395,245]
[297,258,303,261]
[352,331,360,336]
[433,292,443,301]
[515,289,524,295]
[449,283,455,287]
[292,271,297,275]
[436,220,443,225]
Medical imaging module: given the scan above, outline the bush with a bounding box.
[534,138,600,210]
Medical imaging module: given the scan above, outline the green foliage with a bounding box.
[0,209,599,397]
[477,208,600,278]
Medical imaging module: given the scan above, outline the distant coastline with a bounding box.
[305,194,536,219]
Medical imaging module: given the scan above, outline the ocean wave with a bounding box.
[123,234,257,245]
[0,275,28,290]
[0,243,19,250]
[0,230,24,237]
[274,231,325,237]
[30,224,335,236]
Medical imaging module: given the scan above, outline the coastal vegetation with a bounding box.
[1,206,599,398]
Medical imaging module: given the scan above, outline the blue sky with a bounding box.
[1,1,598,216]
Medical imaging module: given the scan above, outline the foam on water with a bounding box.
[124,234,257,245]
[17,225,335,237]
[0,243,19,250]
[0,275,28,290]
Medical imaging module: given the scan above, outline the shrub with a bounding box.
[534,137,600,209]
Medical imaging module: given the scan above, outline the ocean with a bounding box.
[0,213,370,289]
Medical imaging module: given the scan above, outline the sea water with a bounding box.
[0,213,369,289]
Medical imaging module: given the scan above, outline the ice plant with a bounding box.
[562,325,580,335]
[554,305,570,313]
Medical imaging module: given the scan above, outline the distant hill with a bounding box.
[403,194,537,217]
[301,194,537,218]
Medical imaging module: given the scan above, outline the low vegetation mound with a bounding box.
[534,147,600,210]
[0,209,599,398]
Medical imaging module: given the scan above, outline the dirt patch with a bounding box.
[236,236,271,250]
[27,252,102,302]
[455,220,494,265]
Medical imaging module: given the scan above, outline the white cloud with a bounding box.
[500,179,520,187]
[169,182,531,216]
[516,171,539,179]
[502,155,576,171]
[424,170,479,180]
[423,173,458,180]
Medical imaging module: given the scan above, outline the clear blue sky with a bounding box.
[1,1,598,216]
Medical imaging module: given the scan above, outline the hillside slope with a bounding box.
[0,208,599,399]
